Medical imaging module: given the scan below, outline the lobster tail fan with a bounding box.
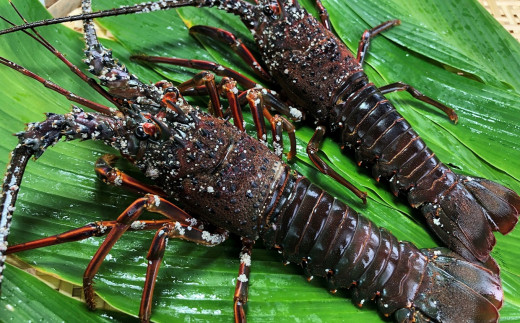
[461,176,520,234]
[421,248,503,309]
[408,248,502,323]
[420,183,496,263]
[419,173,520,263]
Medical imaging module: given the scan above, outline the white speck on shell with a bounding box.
[131,221,146,230]
[240,253,251,266]
[153,195,161,207]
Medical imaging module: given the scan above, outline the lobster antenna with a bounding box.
[0,0,203,35]
[0,2,124,111]
[0,145,34,294]
[0,57,116,116]
[0,0,257,36]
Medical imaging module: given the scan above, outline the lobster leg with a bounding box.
[95,154,167,197]
[130,55,274,135]
[307,126,368,203]
[264,110,296,160]
[5,220,172,254]
[6,213,226,322]
[313,0,332,31]
[83,194,228,310]
[178,73,247,132]
[243,90,267,141]
[174,71,298,159]
[130,54,297,126]
[177,70,299,121]
[234,238,254,323]
[246,88,303,121]
[379,82,459,123]
[356,20,401,66]
[354,18,458,123]
[189,25,271,81]
[221,80,297,160]
[178,71,224,117]
[221,77,245,131]
[245,89,297,160]
[140,224,172,323]
[131,55,258,89]
[140,221,228,322]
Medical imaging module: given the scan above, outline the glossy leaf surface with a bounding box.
[0,0,519,322]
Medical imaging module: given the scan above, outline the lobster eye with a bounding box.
[263,2,281,16]
[263,5,274,15]
[134,125,149,140]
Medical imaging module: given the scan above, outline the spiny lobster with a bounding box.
[4,0,518,265]
[0,1,508,322]
[144,0,520,264]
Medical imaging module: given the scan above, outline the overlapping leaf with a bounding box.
[0,0,518,322]
[0,264,129,321]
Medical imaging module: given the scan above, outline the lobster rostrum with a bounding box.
[0,2,506,322]
[12,0,518,264]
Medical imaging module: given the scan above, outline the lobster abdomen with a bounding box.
[262,175,503,322]
[335,73,519,262]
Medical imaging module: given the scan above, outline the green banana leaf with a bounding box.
[0,0,519,322]
[1,263,130,322]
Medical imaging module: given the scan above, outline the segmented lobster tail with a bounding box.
[328,72,519,263]
[0,144,33,288]
[262,175,503,322]
[419,174,520,263]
